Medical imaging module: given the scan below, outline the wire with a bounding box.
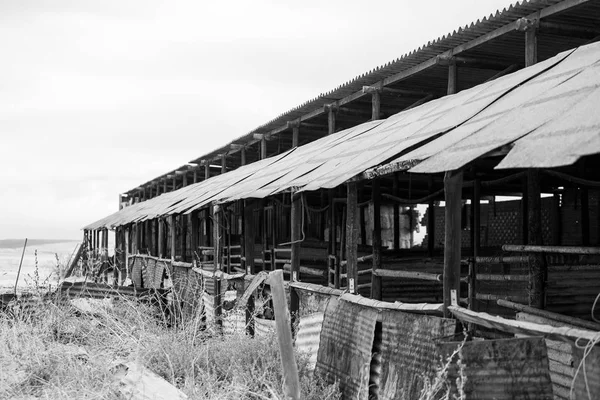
[570,291,600,400]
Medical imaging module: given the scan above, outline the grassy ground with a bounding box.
[0,295,340,399]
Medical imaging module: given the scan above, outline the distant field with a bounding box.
[0,239,78,249]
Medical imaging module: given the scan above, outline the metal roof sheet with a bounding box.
[403,42,599,173]
[84,41,600,230]
[126,0,583,195]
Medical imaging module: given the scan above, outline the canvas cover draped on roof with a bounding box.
[84,42,600,230]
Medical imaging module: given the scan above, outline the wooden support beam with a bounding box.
[371,90,381,120]
[158,218,164,258]
[183,173,188,187]
[393,173,400,250]
[191,211,199,260]
[221,154,227,174]
[243,200,255,274]
[290,192,302,320]
[346,182,359,294]
[327,190,338,287]
[169,215,176,260]
[443,169,463,317]
[193,170,197,184]
[180,214,187,262]
[427,176,436,257]
[524,26,545,309]
[469,179,481,314]
[447,61,458,95]
[204,162,210,180]
[525,25,538,66]
[212,205,222,330]
[163,179,167,194]
[326,105,336,135]
[292,125,299,148]
[153,219,159,257]
[260,137,267,160]
[241,147,247,166]
[371,179,382,300]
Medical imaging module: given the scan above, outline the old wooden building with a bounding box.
[81,1,600,398]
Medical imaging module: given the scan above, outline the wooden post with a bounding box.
[371,179,382,300]
[243,200,256,274]
[327,107,336,135]
[212,205,222,329]
[169,215,176,260]
[241,147,246,166]
[157,218,164,258]
[393,173,400,250]
[327,190,337,287]
[163,179,167,194]
[443,169,463,317]
[260,137,267,160]
[180,214,187,261]
[292,124,299,148]
[448,61,458,95]
[204,161,210,180]
[525,25,545,309]
[124,226,130,280]
[290,191,302,321]
[269,270,301,400]
[427,176,436,257]
[371,90,381,120]
[221,154,227,174]
[346,182,359,294]
[193,169,198,184]
[145,221,152,255]
[191,211,199,262]
[183,173,188,187]
[469,179,481,313]
[172,176,176,191]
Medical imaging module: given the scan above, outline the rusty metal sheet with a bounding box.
[254,316,276,337]
[438,337,553,400]
[296,312,325,370]
[407,43,598,173]
[379,311,456,400]
[315,295,378,400]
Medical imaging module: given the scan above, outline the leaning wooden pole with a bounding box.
[269,270,301,400]
[443,170,463,317]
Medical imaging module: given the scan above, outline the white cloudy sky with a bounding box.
[1,0,512,240]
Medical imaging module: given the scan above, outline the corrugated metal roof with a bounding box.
[405,42,599,173]
[126,0,585,195]
[84,41,600,230]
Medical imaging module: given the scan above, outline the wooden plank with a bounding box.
[502,245,600,255]
[443,169,463,316]
[269,270,301,400]
[191,211,199,261]
[373,269,442,281]
[448,305,599,343]
[499,299,600,331]
[260,137,267,159]
[346,182,359,293]
[371,179,382,300]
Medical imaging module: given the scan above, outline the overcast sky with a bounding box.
[1,0,512,240]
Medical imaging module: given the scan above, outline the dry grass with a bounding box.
[0,293,340,400]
